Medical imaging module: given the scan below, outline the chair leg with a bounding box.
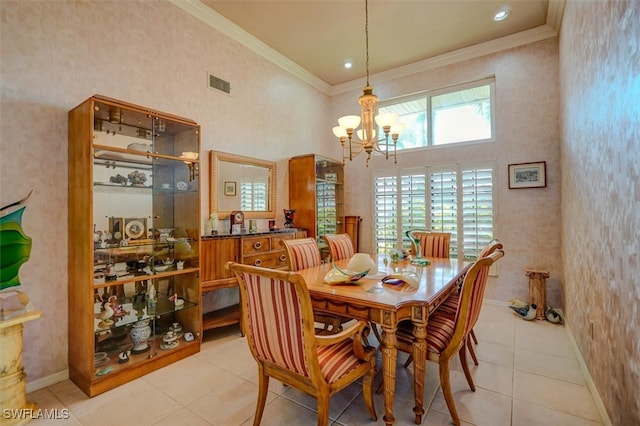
[467,336,479,366]
[403,354,414,368]
[470,328,478,344]
[371,322,383,344]
[439,359,461,426]
[459,341,476,392]
[362,361,378,421]
[316,392,330,426]
[253,368,270,426]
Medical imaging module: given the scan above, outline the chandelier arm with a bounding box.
[349,136,353,161]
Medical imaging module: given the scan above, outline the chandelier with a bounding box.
[332,0,404,167]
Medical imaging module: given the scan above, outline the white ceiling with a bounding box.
[172,0,564,94]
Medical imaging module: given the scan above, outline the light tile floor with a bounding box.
[27,301,604,425]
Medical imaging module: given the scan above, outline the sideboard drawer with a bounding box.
[273,251,289,269]
[243,253,278,269]
[242,236,271,255]
[271,233,293,251]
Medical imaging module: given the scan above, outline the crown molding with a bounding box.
[171,0,560,97]
[547,0,566,33]
[330,24,558,95]
[169,0,332,94]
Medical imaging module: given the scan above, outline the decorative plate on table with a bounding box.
[323,264,369,285]
[175,181,189,191]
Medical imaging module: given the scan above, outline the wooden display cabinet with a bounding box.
[68,95,201,397]
[289,154,344,254]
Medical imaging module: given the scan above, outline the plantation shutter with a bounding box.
[461,167,494,259]
[429,170,458,257]
[374,176,398,253]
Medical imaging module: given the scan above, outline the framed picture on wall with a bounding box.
[224,181,236,196]
[508,161,547,189]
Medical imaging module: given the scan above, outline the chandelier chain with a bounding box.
[365,0,370,86]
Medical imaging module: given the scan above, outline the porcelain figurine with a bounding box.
[108,295,129,317]
[118,350,131,363]
[129,319,151,354]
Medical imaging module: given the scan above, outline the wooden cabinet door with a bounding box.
[201,237,240,285]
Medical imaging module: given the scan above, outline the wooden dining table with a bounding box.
[295,254,471,425]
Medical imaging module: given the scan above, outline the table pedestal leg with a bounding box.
[381,325,397,425]
[412,319,427,424]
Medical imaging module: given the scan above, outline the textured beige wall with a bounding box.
[334,39,563,308]
[0,0,332,383]
[559,1,640,424]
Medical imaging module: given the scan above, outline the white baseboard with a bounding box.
[26,370,69,394]
[486,298,611,425]
[563,323,612,426]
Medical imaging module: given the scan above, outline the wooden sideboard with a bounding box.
[201,229,307,331]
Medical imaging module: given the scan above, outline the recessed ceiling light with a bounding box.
[344,61,353,69]
[493,9,511,21]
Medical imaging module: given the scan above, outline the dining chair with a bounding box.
[322,233,355,261]
[408,231,451,258]
[282,237,352,334]
[227,262,377,426]
[435,239,503,365]
[322,233,382,344]
[394,249,505,426]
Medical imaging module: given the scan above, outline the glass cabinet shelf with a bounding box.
[93,291,197,334]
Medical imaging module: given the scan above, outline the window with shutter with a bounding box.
[374,163,494,261]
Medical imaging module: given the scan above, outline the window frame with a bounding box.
[378,77,496,151]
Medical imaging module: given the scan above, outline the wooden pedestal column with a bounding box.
[0,309,42,426]
[525,269,549,320]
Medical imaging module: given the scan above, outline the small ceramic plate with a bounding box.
[160,340,179,350]
[153,264,172,272]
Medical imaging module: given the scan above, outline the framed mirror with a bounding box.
[209,150,276,219]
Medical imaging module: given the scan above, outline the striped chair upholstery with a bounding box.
[228,263,377,426]
[282,237,352,334]
[282,237,322,271]
[437,239,503,364]
[322,234,355,261]
[394,249,504,426]
[439,239,503,316]
[418,232,451,258]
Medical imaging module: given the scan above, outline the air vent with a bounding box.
[208,73,231,94]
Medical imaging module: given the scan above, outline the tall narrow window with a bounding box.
[373,175,399,253]
[429,170,459,256]
[460,167,494,259]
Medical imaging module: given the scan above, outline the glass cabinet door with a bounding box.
[315,157,344,239]
[91,99,200,375]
